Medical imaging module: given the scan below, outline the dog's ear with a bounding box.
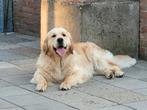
[43,38,48,55]
[69,40,74,54]
[67,32,74,54]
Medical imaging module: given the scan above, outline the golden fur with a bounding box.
[31,27,136,92]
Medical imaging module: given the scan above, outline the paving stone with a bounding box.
[40,86,116,110]
[6,47,40,58]
[0,80,12,87]
[0,35,33,44]
[140,78,147,82]
[0,62,18,69]
[74,80,125,97]
[4,93,57,106]
[108,78,147,90]
[125,101,147,110]
[16,64,36,74]
[98,105,134,110]
[124,67,147,79]
[2,107,24,110]
[74,80,147,104]
[0,86,31,98]
[14,33,37,41]
[100,90,147,104]
[18,40,40,49]
[0,51,29,61]
[10,59,37,66]
[134,60,147,70]
[0,42,22,50]
[1,74,33,85]
[19,84,37,91]
[0,67,28,77]
[9,59,37,73]
[0,99,17,109]
[133,88,147,96]
[23,102,76,110]
[21,84,117,110]
[94,76,147,90]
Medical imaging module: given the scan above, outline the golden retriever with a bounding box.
[31,27,136,92]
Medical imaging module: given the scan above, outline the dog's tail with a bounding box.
[112,55,136,69]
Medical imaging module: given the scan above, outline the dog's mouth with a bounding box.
[53,46,67,57]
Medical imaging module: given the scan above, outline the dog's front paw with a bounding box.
[36,82,48,92]
[60,82,71,91]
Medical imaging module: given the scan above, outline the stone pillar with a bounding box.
[40,0,48,47]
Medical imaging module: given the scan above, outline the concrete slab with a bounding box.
[0,51,29,61]
[5,47,40,58]
[18,40,40,49]
[10,59,37,66]
[0,86,31,98]
[23,102,76,110]
[40,86,116,110]
[133,88,147,96]
[0,67,28,77]
[98,105,134,110]
[0,62,18,69]
[1,74,33,85]
[4,93,52,106]
[125,101,147,110]
[94,76,147,90]
[0,80,12,87]
[0,99,17,109]
[74,80,147,104]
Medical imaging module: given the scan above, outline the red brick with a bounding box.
[13,0,40,36]
[140,0,147,11]
[141,26,147,33]
[140,0,147,59]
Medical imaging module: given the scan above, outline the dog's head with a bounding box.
[43,27,73,57]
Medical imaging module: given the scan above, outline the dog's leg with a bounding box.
[36,74,48,92]
[60,72,88,90]
[95,59,124,79]
[31,70,49,92]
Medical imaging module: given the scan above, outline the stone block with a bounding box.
[45,0,139,57]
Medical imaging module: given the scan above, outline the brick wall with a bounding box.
[140,0,147,60]
[13,0,40,37]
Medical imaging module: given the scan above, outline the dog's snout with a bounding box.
[57,38,63,43]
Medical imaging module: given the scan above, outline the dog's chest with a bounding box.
[50,61,67,83]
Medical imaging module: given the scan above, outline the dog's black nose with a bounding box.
[57,38,63,43]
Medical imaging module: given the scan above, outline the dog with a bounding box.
[30,27,136,92]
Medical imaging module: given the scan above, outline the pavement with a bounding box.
[0,33,147,110]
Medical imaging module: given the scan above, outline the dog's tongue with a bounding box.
[56,48,66,57]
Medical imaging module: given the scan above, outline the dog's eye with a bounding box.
[62,33,66,37]
[52,34,56,38]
